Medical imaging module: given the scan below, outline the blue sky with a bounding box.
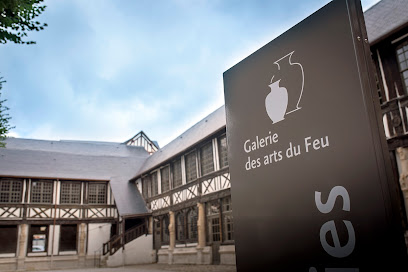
[0,0,380,147]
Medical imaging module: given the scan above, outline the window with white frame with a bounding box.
[206,197,234,243]
[151,172,158,196]
[0,178,23,203]
[200,141,214,176]
[172,159,183,188]
[60,182,81,204]
[218,135,229,168]
[142,175,151,198]
[31,180,53,204]
[396,40,408,93]
[88,183,106,204]
[185,151,197,182]
[161,166,170,193]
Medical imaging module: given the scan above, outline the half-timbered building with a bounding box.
[0,136,155,270]
[0,0,407,270]
[365,0,408,242]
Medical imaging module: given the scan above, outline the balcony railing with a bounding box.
[145,167,231,211]
[0,203,117,220]
[380,95,408,151]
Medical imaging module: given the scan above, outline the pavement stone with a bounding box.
[35,264,237,272]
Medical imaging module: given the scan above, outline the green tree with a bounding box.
[0,78,14,148]
[0,0,47,45]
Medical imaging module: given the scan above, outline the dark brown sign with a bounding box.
[223,0,407,271]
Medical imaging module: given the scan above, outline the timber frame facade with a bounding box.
[0,177,119,270]
[1,0,408,270]
[366,0,408,239]
[132,129,235,264]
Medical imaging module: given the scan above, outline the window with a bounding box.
[162,215,170,244]
[28,225,48,253]
[0,178,23,203]
[0,225,18,254]
[185,151,197,182]
[151,172,158,196]
[396,40,408,93]
[60,182,81,204]
[176,207,198,243]
[224,215,234,241]
[187,207,198,240]
[176,212,185,241]
[31,180,53,204]
[88,183,106,204]
[154,218,161,249]
[161,166,170,193]
[172,159,183,188]
[218,135,229,168]
[59,225,77,252]
[206,197,234,243]
[207,201,221,242]
[211,218,221,242]
[223,197,234,241]
[200,142,214,176]
[142,175,151,198]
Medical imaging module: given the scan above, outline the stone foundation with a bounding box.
[219,245,236,265]
[0,255,95,272]
[158,246,212,265]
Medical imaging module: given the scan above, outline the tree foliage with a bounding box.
[0,0,47,45]
[0,78,13,148]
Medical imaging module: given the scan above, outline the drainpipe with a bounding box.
[51,179,58,268]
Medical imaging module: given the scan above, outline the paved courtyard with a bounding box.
[35,264,237,272]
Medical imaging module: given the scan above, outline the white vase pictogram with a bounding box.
[265,51,304,124]
[265,80,288,123]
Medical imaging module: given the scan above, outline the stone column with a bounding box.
[78,223,87,266]
[168,211,175,264]
[197,202,206,248]
[396,147,408,245]
[196,202,206,264]
[17,224,28,271]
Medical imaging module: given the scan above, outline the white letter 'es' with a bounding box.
[315,186,350,214]
[315,186,355,258]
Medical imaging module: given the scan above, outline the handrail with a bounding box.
[102,223,147,256]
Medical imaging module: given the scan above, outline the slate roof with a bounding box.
[364,0,408,45]
[0,138,150,216]
[133,105,226,178]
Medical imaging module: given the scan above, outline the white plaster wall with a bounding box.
[87,223,111,255]
[48,225,60,256]
[136,178,142,194]
[106,234,155,267]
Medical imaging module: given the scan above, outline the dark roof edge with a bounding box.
[121,212,152,218]
[0,174,109,182]
[129,125,226,182]
[369,22,408,46]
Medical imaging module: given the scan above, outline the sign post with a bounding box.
[223,0,407,271]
